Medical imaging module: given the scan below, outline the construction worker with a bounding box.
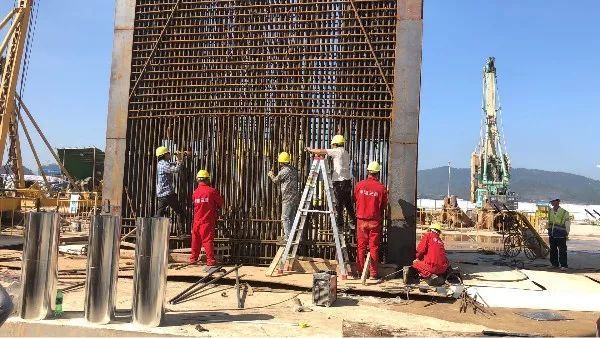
[547,198,570,270]
[412,223,449,280]
[354,161,387,279]
[154,146,186,236]
[190,170,224,270]
[0,284,13,327]
[268,152,299,240]
[305,134,356,230]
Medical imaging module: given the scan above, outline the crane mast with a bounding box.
[471,57,515,209]
[0,0,33,188]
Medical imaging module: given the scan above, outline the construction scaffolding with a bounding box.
[106,0,423,265]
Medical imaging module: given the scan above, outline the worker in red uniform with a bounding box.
[412,223,449,279]
[190,170,224,271]
[354,161,387,279]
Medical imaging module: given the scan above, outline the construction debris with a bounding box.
[459,289,496,318]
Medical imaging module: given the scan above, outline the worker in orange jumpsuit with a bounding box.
[412,223,449,279]
[190,170,224,270]
[354,161,387,279]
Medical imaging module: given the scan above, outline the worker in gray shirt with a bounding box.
[268,152,299,240]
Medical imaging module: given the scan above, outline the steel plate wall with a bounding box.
[124,0,396,265]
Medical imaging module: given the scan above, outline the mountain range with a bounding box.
[418,167,600,204]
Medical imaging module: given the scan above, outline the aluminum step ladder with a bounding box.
[272,156,350,278]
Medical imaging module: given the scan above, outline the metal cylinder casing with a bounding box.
[132,217,170,327]
[84,215,121,324]
[19,212,60,320]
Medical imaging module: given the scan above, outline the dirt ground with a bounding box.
[365,296,599,337]
[3,264,599,337]
[2,224,600,337]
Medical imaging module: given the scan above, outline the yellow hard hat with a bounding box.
[331,134,345,145]
[367,161,381,172]
[278,151,291,163]
[429,222,443,232]
[196,170,210,179]
[155,146,169,157]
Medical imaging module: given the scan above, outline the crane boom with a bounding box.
[0,0,33,188]
[471,57,515,209]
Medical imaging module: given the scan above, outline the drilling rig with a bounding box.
[470,57,517,210]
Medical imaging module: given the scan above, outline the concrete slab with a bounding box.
[467,270,600,312]
[1,278,491,337]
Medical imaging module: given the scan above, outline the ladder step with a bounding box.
[300,209,333,214]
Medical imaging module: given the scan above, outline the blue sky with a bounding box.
[420,1,599,179]
[1,1,599,179]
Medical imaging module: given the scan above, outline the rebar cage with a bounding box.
[124,0,397,265]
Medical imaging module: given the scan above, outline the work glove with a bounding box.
[267,171,275,178]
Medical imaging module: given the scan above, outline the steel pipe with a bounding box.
[132,217,170,327]
[84,215,122,324]
[19,212,59,320]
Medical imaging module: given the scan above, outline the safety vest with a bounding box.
[548,207,568,226]
[548,207,569,238]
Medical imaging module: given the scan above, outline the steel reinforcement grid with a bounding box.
[124,0,397,265]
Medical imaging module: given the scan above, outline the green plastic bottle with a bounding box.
[55,289,63,316]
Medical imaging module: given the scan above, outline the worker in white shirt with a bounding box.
[305,134,356,230]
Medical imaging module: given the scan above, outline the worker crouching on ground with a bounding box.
[547,198,570,271]
[354,161,387,279]
[305,134,356,230]
[154,146,187,237]
[409,223,449,283]
[268,152,299,240]
[190,170,224,271]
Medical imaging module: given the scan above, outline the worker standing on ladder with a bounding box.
[154,146,186,237]
[305,134,356,230]
[547,198,570,271]
[190,170,223,271]
[268,152,299,240]
[354,161,387,279]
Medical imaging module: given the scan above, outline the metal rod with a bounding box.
[235,268,241,309]
[168,264,224,305]
[171,265,242,305]
[16,110,50,190]
[0,7,18,31]
[16,95,78,189]
[0,11,22,56]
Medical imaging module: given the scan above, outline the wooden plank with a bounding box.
[361,252,370,285]
[265,247,284,276]
[292,257,338,273]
